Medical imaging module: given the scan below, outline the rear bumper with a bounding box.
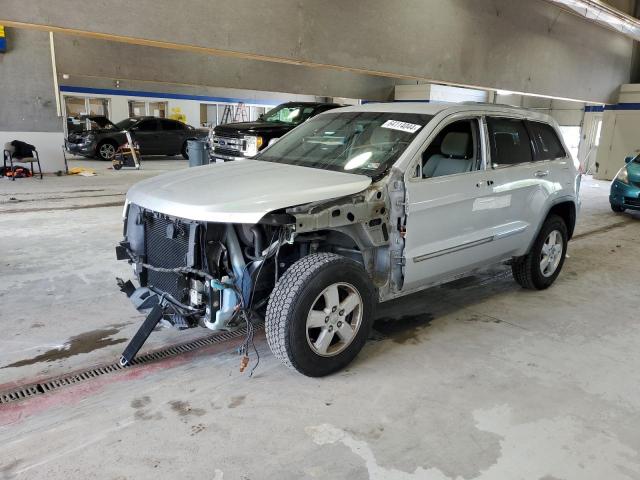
[610,180,640,210]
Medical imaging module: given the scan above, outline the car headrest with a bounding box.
[441,132,470,158]
[494,133,519,161]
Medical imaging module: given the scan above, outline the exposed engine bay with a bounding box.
[115,182,398,367]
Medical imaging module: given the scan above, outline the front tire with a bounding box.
[511,214,568,290]
[266,253,375,377]
[96,141,117,161]
[611,204,626,213]
[181,141,189,160]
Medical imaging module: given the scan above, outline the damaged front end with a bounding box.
[115,202,290,365]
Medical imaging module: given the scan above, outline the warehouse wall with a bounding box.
[0,0,635,103]
[594,84,640,180]
[53,35,397,102]
[0,28,65,171]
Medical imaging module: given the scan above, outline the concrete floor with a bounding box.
[1,166,639,479]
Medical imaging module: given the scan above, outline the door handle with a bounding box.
[534,170,550,178]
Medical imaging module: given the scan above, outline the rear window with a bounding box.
[486,117,533,166]
[527,121,566,160]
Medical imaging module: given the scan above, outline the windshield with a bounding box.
[256,111,433,178]
[261,104,317,125]
[116,118,141,130]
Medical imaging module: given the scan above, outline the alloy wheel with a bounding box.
[305,282,363,357]
[540,230,564,278]
[99,143,116,160]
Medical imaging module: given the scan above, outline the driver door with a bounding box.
[402,116,507,290]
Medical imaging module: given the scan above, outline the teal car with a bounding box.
[610,154,640,213]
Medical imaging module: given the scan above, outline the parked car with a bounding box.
[610,153,640,213]
[116,103,580,376]
[209,102,342,162]
[66,116,208,161]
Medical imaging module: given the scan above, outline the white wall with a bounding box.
[577,111,603,174]
[594,84,640,180]
[1,131,66,172]
[394,83,488,103]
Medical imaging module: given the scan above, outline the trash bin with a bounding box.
[187,139,210,167]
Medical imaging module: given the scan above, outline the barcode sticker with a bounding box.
[381,120,422,134]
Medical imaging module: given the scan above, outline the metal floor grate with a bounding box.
[0,325,260,405]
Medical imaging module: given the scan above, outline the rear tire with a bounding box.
[266,253,375,377]
[611,204,626,213]
[512,214,568,290]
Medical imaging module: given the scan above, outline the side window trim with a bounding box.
[408,115,487,182]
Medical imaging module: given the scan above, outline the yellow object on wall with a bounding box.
[169,107,186,123]
[0,26,7,53]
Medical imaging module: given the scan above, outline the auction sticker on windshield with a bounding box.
[381,120,422,134]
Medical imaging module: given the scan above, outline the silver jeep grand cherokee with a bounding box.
[116,102,580,376]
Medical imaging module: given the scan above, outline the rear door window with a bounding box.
[526,121,567,160]
[486,117,533,166]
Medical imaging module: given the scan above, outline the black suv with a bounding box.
[209,102,342,162]
[66,116,208,161]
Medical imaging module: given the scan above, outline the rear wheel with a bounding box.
[266,253,374,377]
[611,204,626,213]
[512,214,568,290]
[96,141,117,161]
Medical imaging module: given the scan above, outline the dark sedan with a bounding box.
[66,116,208,160]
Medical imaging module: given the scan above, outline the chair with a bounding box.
[3,142,43,181]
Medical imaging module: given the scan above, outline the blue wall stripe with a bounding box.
[604,103,640,111]
[59,85,288,106]
[585,103,640,113]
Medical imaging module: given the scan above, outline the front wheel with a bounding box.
[266,253,375,377]
[181,141,189,160]
[511,214,568,290]
[96,141,117,161]
[611,204,626,213]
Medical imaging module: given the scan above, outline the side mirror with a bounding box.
[624,156,633,164]
[268,137,280,147]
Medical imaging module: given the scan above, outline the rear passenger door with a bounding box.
[526,120,574,193]
[159,119,187,155]
[484,117,555,256]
